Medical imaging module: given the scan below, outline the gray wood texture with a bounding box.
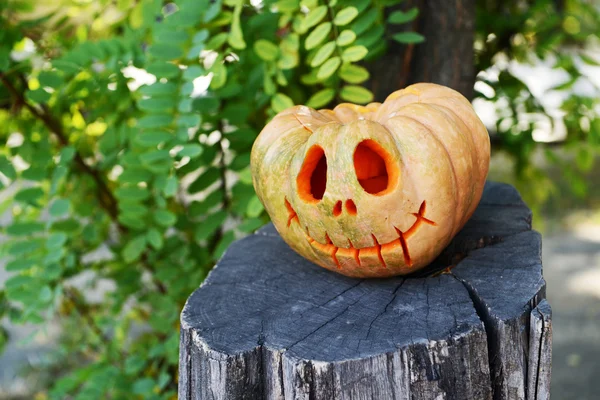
[179,182,552,400]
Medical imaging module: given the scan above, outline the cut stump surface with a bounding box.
[179,181,552,400]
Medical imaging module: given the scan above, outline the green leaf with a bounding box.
[8,239,44,256]
[238,218,264,233]
[49,199,71,217]
[246,195,264,218]
[5,259,37,272]
[212,231,235,259]
[210,63,227,89]
[576,146,594,171]
[6,222,45,236]
[38,71,64,88]
[183,65,205,81]
[340,85,374,104]
[392,32,425,44]
[339,63,370,83]
[132,378,155,396]
[228,4,247,50]
[146,228,164,250]
[135,130,172,146]
[303,5,328,30]
[355,24,385,48]
[317,57,341,80]
[148,43,183,60]
[177,114,201,128]
[15,187,44,206]
[137,114,172,129]
[115,186,150,201]
[26,89,51,104]
[154,209,177,227]
[203,0,222,22]
[139,83,178,97]
[60,147,76,164]
[123,235,147,263]
[188,167,220,194]
[306,22,332,50]
[125,355,147,375]
[194,211,228,241]
[388,7,419,24]
[336,30,356,46]
[46,232,68,249]
[254,39,280,61]
[146,62,180,78]
[334,7,359,26]
[140,149,170,165]
[159,175,178,197]
[306,88,336,108]
[271,93,294,113]
[154,29,188,45]
[206,33,229,50]
[188,190,224,217]
[193,30,209,44]
[178,144,203,158]
[341,45,368,62]
[580,54,600,66]
[310,42,336,67]
[137,98,174,113]
[351,8,378,36]
[0,46,10,71]
[0,156,16,180]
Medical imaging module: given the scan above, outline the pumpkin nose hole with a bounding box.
[333,200,342,217]
[297,145,327,202]
[345,199,357,215]
[353,139,397,195]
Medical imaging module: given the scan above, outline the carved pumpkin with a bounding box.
[251,83,490,278]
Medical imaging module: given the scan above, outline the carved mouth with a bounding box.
[284,199,436,269]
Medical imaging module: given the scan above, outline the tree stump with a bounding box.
[179,182,552,400]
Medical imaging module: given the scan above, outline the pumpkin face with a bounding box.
[251,83,490,278]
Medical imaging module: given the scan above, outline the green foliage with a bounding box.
[1,0,598,396]
[475,0,600,204]
[0,0,415,397]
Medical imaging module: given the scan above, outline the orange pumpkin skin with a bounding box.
[251,83,490,278]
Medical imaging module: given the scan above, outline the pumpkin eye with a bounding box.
[297,145,327,202]
[353,139,396,195]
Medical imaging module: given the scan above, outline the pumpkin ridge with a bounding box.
[252,83,490,277]
[412,103,478,228]
[419,100,488,225]
[387,114,461,231]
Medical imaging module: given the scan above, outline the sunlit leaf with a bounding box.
[254,39,280,61]
[334,7,359,26]
[317,56,341,80]
[306,88,336,108]
[339,63,370,84]
[303,5,328,30]
[310,42,336,67]
[336,30,356,46]
[341,45,368,62]
[306,22,332,50]
[340,85,374,104]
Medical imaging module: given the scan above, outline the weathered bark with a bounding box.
[367,0,476,101]
[179,182,552,399]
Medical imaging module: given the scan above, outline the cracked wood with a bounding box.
[179,181,552,400]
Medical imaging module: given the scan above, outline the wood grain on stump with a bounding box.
[179,182,552,400]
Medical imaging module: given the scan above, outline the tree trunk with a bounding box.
[367,0,476,101]
[179,182,552,400]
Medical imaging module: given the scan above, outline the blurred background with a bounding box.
[0,0,599,398]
